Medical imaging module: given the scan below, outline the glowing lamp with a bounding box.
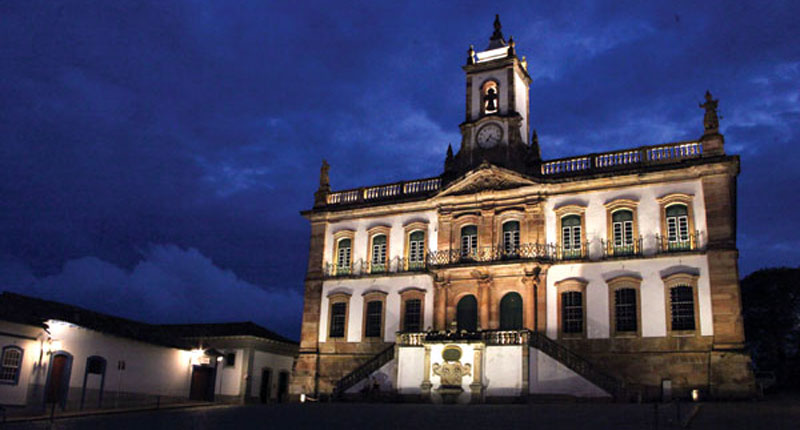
[691,389,700,402]
[300,393,306,403]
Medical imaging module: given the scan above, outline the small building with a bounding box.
[0,292,296,414]
[161,323,297,403]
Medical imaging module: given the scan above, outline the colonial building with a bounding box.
[0,292,297,415]
[290,16,754,403]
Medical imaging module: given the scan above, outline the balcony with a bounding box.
[602,237,644,259]
[324,257,428,278]
[655,231,702,254]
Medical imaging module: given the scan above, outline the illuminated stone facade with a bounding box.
[290,16,754,402]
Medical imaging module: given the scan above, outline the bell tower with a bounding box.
[445,15,536,179]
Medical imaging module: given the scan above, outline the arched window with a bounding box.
[456,295,478,332]
[612,210,634,254]
[364,300,383,338]
[370,234,387,273]
[403,298,422,332]
[670,285,696,331]
[502,221,520,256]
[614,288,637,333]
[666,204,690,250]
[561,291,584,335]
[408,230,426,270]
[460,225,478,259]
[499,292,523,330]
[336,238,352,275]
[1,346,23,385]
[482,81,499,115]
[561,215,582,259]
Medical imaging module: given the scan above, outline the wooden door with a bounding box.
[189,366,214,401]
[259,368,272,403]
[46,354,70,405]
[277,372,289,403]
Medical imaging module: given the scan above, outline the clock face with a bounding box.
[476,123,502,148]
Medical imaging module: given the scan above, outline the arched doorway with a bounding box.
[45,352,73,408]
[456,295,478,332]
[499,292,523,330]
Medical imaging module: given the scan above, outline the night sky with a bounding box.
[1,1,798,340]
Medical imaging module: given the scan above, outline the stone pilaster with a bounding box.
[289,220,327,400]
[470,344,484,403]
[421,345,433,401]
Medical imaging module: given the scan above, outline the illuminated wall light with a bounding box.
[691,389,700,402]
[300,393,306,403]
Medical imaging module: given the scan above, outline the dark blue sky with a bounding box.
[1,1,798,339]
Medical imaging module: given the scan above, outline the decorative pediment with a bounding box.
[438,162,537,197]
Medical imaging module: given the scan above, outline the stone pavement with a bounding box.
[3,396,798,430]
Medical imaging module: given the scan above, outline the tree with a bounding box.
[741,267,800,389]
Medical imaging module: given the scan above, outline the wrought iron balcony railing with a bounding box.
[655,231,702,254]
[323,234,705,278]
[324,257,429,278]
[602,237,644,259]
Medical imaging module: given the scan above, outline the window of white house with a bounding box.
[561,215,582,259]
[364,300,383,338]
[408,231,426,270]
[614,288,638,333]
[502,221,520,256]
[670,285,696,331]
[336,238,352,275]
[666,204,690,250]
[461,225,478,258]
[561,291,584,334]
[612,210,635,255]
[329,302,347,338]
[0,346,23,385]
[370,234,387,273]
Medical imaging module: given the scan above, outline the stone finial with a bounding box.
[467,45,475,65]
[700,90,720,135]
[319,159,330,190]
[487,14,507,49]
[508,36,516,57]
[521,55,528,70]
[529,129,541,160]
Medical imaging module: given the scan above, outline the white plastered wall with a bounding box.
[545,179,708,257]
[484,345,523,397]
[529,348,610,397]
[513,69,528,143]
[323,210,438,269]
[545,254,714,339]
[250,350,294,400]
[0,322,44,406]
[45,320,192,399]
[214,348,243,397]
[396,347,424,394]
[319,274,434,343]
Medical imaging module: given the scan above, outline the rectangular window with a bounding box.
[614,288,637,332]
[364,301,383,338]
[670,286,696,331]
[329,302,347,338]
[225,352,236,367]
[403,299,422,332]
[561,291,584,334]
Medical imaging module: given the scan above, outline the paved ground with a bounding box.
[4,397,799,430]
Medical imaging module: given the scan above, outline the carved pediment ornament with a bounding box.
[440,166,535,197]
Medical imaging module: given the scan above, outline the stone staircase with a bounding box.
[332,343,395,398]
[331,331,629,402]
[527,331,627,400]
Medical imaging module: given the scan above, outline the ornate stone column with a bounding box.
[434,275,450,331]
